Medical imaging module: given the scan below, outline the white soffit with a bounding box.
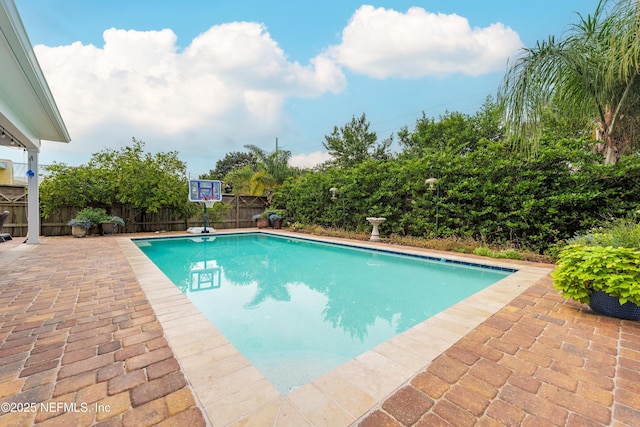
[0,0,70,150]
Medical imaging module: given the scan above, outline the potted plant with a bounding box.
[68,217,92,238]
[552,218,640,320]
[267,209,285,229]
[101,215,125,235]
[68,207,110,237]
[252,212,270,229]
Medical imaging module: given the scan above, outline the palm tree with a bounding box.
[244,144,296,184]
[222,143,303,196]
[223,165,275,196]
[498,0,640,164]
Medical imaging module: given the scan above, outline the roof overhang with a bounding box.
[0,0,70,151]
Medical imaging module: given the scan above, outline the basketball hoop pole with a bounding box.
[202,200,210,233]
[203,202,208,233]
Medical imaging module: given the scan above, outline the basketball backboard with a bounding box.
[189,179,222,202]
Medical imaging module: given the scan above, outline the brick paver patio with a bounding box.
[358,274,640,426]
[0,236,206,427]
[0,233,639,426]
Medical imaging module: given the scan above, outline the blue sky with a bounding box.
[5,0,601,177]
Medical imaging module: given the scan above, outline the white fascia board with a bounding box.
[0,0,70,145]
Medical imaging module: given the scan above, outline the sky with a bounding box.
[3,0,601,177]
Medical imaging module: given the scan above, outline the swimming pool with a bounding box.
[135,233,514,395]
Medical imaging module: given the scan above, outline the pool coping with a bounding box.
[118,230,554,426]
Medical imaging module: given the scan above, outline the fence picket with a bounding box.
[0,187,268,237]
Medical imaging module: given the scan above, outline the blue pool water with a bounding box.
[135,233,513,394]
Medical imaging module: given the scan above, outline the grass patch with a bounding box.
[473,247,522,260]
[286,224,554,263]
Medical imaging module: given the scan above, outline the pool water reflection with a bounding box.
[135,233,512,394]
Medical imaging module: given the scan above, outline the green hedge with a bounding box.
[273,138,640,253]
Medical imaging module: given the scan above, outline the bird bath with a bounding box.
[366,217,386,242]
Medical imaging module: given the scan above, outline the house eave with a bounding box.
[0,0,70,150]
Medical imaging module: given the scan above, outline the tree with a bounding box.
[39,163,100,218]
[89,138,190,214]
[40,138,193,218]
[223,165,275,196]
[498,0,640,163]
[398,98,503,158]
[244,144,296,185]
[323,113,392,168]
[473,96,504,143]
[200,151,257,181]
[219,144,302,196]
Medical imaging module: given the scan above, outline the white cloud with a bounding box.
[33,23,346,170]
[28,8,523,175]
[327,5,523,79]
[290,151,332,168]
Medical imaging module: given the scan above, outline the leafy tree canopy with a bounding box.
[218,144,303,196]
[322,113,392,168]
[398,97,503,157]
[40,138,192,217]
[199,151,257,181]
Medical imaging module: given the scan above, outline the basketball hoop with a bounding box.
[188,179,221,234]
[203,198,215,209]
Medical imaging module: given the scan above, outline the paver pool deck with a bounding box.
[0,230,638,427]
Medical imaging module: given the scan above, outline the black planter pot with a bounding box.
[589,290,640,321]
[101,222,115,235]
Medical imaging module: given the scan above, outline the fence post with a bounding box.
[235,195,240,228]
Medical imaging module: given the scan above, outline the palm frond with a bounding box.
[498,0,640,160]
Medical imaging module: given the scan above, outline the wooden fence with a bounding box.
[0,185,268,237]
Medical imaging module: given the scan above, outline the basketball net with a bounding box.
[203,197,215,209]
